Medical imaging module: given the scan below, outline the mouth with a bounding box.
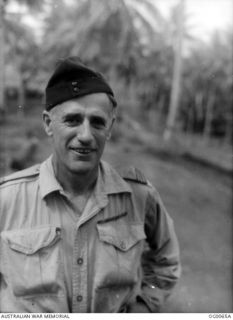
[69,147,96,155]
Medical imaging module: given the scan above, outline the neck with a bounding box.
[52,157,98,196]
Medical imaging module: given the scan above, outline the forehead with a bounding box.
[52,93,113,117]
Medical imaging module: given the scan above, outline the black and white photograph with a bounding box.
[0,0,232,315]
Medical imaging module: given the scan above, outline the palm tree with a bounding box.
[5,16,39,108]
[0,0,44,117]
[163,0,185,140]
[43,0,165,78]
[0,0,6,116]
[41,0,166,114]
[181,29,232,141]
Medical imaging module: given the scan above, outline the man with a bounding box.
[0,57,181,313]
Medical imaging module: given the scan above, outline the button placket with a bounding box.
[72,195,109,312]
[72,227,88,313]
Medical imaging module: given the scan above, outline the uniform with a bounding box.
[0,157,181,312]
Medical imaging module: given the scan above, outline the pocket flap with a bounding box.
[1,226,61,255]
[97,223,146,251]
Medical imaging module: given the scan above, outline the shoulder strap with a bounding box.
[0,164,40,186]
[120,167,148,185]
[120,167,150,221]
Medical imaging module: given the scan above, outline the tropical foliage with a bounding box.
[0,0,45,114]
[1,0,232,142]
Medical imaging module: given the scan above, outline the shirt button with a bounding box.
[77,258,83,265]
[77,295,83,302]
[56,227,61,236]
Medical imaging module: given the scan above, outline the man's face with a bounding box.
[43,93,115,176]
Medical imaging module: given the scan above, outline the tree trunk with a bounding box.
[163,0,184,140]
[16,56,26,118]
[224,115,232,145]
[203,91,216,139]
[186,104,193,133]
[0,0,5,118]
[195,91,204,121]
[17,77,25,119]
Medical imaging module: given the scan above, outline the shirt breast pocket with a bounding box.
[0,226,63,297]
[97,221,146,283]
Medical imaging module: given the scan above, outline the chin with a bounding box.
[69,162,97,175]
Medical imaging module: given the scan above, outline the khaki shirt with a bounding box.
[0,157,181,313]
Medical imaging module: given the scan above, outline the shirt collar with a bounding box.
[98,160,132,195]
[39,155,63,199]
[39,156,132,199]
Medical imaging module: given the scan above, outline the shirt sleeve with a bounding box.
[139,185,181,312]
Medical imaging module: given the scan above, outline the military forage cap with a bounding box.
[45,56,117,110]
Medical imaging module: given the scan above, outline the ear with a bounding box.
[42,111,53,137]
[107,117,115,140]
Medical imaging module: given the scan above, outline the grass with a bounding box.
[0,107,232,312]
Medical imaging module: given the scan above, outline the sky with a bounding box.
[156,0,233,42]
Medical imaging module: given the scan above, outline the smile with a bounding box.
[70,147,95,154]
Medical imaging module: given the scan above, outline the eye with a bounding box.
[64,115,83,126]
[91,116,106,128]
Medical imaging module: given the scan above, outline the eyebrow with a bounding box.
[62,112,108,123]
[62,113,82,120]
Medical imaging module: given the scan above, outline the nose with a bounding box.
[77,119,93,144]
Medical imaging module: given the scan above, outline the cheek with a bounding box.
[53,121,71,135]
[97,128,108,136]
[52,126,74,146]
[94,131,108,147]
